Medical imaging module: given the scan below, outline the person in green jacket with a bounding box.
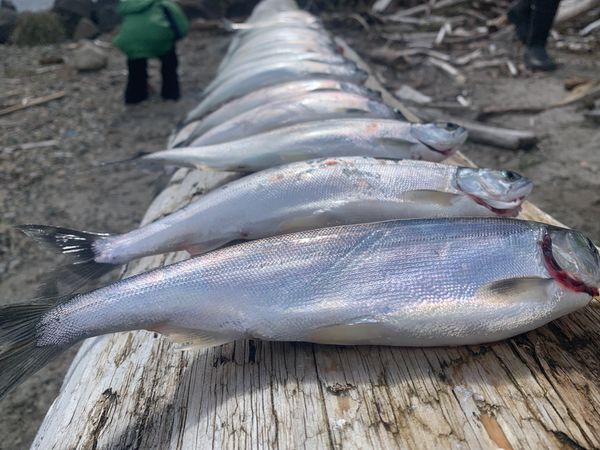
[113,0,189,104]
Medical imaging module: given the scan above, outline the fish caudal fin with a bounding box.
[94,150,153,168]
[0,300,68,398]
[16,225,115,280]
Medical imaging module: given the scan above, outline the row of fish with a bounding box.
[1,0,598,401]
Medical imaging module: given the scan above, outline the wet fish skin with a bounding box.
[218,41,339,74]
[179,78,378,134]
[190,91,399,146]
[188,61,368,122]
[217,31,337,74]
[207,51,348,94]
[18,157,532,273]
[148,119,468,171]
[41,220,600,348]
[2,218,598,396]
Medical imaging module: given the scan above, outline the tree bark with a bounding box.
[32,36,599,450]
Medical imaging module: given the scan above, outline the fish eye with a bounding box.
[503,170,520,181]
[437,122,459,131]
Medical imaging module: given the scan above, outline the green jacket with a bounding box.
[113,0,189,59]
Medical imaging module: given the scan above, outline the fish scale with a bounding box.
[143,119,468,171]
[18,157,531,277]
[33,218,596,352]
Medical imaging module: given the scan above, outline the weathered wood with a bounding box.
[33,35,599,450]
[556,0,600,26]
[419,108,538,150]
[0,92,66,117]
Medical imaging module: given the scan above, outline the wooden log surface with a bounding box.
[31,37,599,450]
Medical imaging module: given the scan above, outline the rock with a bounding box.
[0,7,17,43]
[70,41,107,72]
[176,0,210,19]
[53,0,92,19]
[10,11,65,45]
[53,0,93,36]
[73,17,98,39]
[92,0,120,32]
[1,0,16,11]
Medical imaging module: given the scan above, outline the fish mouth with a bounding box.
[419,140,455,156]
[467,195,526,217]
[541,232,599,296]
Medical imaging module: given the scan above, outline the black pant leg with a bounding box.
[125,58,149,104]
[528,0,561,47]
[160,46,180,101]
[507,0,533,43]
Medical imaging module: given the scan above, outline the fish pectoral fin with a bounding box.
[306,322,386,345]
[278,214,339,234]
[480,277,554,304]
[400,190,459,206]
[156,327,235,350]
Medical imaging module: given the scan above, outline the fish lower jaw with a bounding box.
[467,196,524,217]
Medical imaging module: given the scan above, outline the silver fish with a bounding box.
[217,34,337,74]
[148,119,467,171]
[208,52,348,94]
[189,61,368,120]
[18,157,532,275]
[218,41,339,73]
[189,91,399,146]
[2,218,598,397]
[180,78,378,130]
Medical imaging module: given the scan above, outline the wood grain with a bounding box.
[32,35,598,450]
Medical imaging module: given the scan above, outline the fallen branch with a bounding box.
[419,108,538,150]
[580,18,600,36]
[556,0,600,26]
[386,0,469,19]
[454,48,483,66]
[0,92,66,117]
[371,0,393,14]
[369,47,452,65]
[427,57,467,85]
[1,139,58,154]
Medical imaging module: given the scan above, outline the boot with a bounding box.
[524,0,560,71]
[507,0,532,44]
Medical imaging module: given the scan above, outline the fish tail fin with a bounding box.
[0,299,70,398]
[94,150,153,168]
[16,225,115,280]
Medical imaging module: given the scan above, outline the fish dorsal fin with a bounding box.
[400,190,458,206]
[480,277,553,304]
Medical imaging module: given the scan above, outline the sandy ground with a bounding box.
[0,18,599,450]
[0,29,229,449]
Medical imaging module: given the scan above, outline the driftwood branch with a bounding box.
[555,0,600,26]
[419,108,538,150]
[0,92,66,117]
[32,35,599,450]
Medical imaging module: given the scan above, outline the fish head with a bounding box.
[410,122,468,156]
[455,168,533,216]
[543,228,600,297]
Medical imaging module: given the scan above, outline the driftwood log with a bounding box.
[32,37,600,450]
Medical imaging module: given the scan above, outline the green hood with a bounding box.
[114,0,189,59]
[117,0,156,16]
